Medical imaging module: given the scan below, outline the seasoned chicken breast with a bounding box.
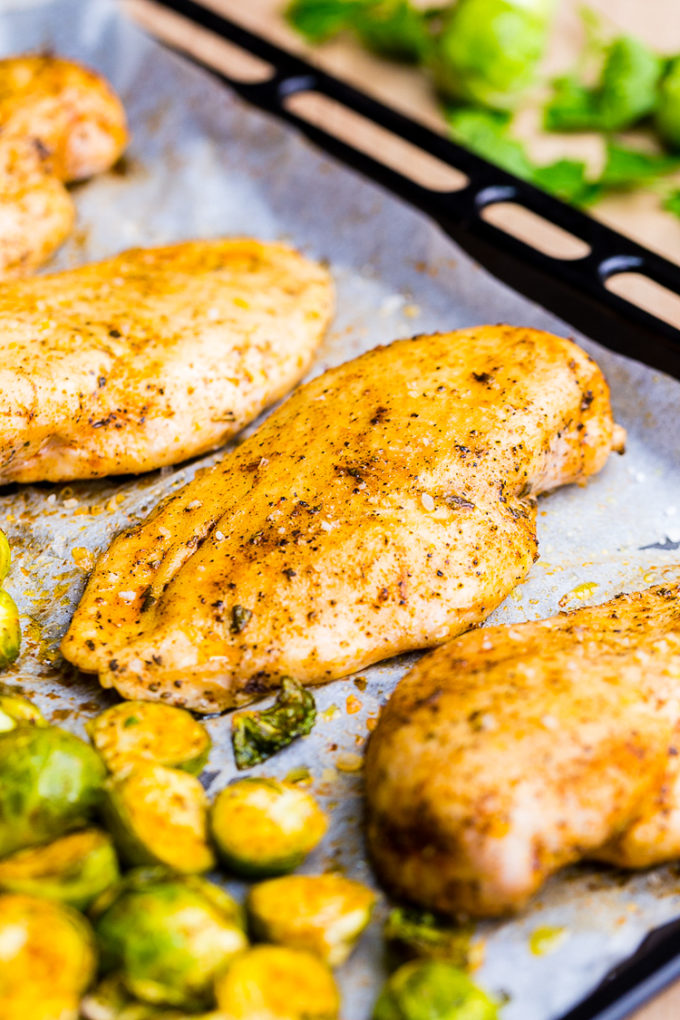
[0,239,333,482]
[365,583,680,918]
[0,55,128,278]
[62,326,623,712]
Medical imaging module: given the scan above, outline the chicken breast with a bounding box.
[0,239,333,482]
[0,55,128,278]
[365,583,680,918]
[62,326,624,712]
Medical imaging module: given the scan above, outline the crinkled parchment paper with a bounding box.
[1,1,680,1016]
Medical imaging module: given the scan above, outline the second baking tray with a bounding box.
[3,1,680,1017]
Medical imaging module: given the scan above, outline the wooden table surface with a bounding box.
[125,2,680,1017]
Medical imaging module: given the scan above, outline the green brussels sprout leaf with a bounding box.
[599,141,680,189]
[656,56,680,150]
[598,36,664,130]
[543,74,601,132]
[232,677,316,770]
[663,189,680,217]
[445,107,535,180]
[384,908,475,968]
[286,0,376,44]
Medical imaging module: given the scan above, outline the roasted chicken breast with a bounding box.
[0,55,128,278]
[62,326,623,712]
[0,239,332,482]
[365,583,680,918]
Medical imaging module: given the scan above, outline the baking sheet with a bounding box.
[1,1,680,1016]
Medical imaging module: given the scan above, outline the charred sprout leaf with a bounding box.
[215,945,340,1020]
[285,0,373,44]
[656,56,680,149]
[0,828,119,909]
[445,107,534,180]
[372,960,499,1020]
[431,0,555,110]
[232,678,316,770]
[248,873,376,966]
[0,892,97,1020]
[231,604,253,634]
[664,189,680,216]
[211,776,328,877]
[0,725,106,858]
[103,763,215,873]
[0,589,20,668]
[94,870,247,1010]
[384,908,475,968]
[87,700,211,775]
[0,529,10,582]
[599,141,680,189]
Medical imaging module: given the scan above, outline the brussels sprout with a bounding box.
[215,945,340,1020]
[248,873,376,966]
[211,777,328,877]
[232,677,316,770]
[0,684,46,731]
[372,961,499,1020]
[384,908,474,968]
[0,828,119,909]
[0,724,106,858]
[103,763,215,873]
[0,892,96,1020]
[94,870,247,1009]
[0,528,11,582]
[80,973,228,1019]
[431,0,555,110]
[657,56,680,149]
[0,589,20,668]
[87,700,211,775]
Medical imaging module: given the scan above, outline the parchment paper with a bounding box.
[1,1,680,1016]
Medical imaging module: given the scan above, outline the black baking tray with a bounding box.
[146,2,680,1017]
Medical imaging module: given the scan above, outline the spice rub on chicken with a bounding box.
[365,583,680,918]
[62,326,624,713]
[0,55,128,278]
[0,239,333,482]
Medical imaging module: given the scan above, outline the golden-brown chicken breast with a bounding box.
[62,326,624,712]
[0,55,127,278]
[0,238,333,482]
[365,583,680,918]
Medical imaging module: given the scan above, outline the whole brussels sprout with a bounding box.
[0,828,119,909]
[87,700,211,775]
[656,56,680,149]
[431,0,555,110]
[372,960,498,1020]
[211,777,328,878]
[93,869,247,1010]
[215,945,340,1020]
[103,762,215,873]
[0,724,106,858]
[0,892,97,1020]
[248,873,376,966]
[0,589,21,668]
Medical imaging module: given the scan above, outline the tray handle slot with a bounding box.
[479,201,591,261]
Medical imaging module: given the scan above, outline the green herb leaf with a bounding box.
[285,0,373,44]
[599,141,680,189]
[598,36,664,131]
[656,56,680,150]
[231,678,317,770]
[354,0,432,62]
[544,74,602,132]
[663,189,680,217]
[532,158,603,206]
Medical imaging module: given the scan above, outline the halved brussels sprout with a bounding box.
[0,684,46,732]
[211,777,328,877]
[94,870,247,1010]
[372,960,498,1020]
[103,763,215,873]
[0,892,97,1020]
[215,945,340,1020]
[0,724,106,858]
[0,828,119,909]
[0,589,21,669]
[248,873,376,966]
[80,973,229,1019]
[0,528,11,582]
[87,700,211,775]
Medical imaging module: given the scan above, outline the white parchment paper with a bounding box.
[1,1,680,1016]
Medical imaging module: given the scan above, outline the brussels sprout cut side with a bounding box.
[0,724,106,858]
[94,870,247,1010]
[248,873,376,967]
[372,960,499,1020]
[0,827,119,909]
[103,762,215,873]
[88,700,211,775]
[215,945,340,1020]
[211,777,328,877]
[81,973,229,1019]
[0,892,97,1020]
[0,589,21,668]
